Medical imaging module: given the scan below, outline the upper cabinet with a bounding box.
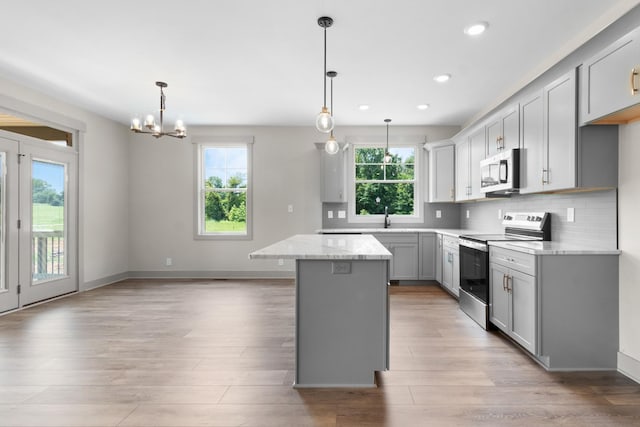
[455,127,485,201]
[317,144,346,203]
[520,68,618,194]
[486,104,520,157]
[580,25,640,125]
[426,143,455,203]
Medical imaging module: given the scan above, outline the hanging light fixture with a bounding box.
[130,81,187,139]
[315,16,334,133]
[325,70,339,155]
[384,119,392,163]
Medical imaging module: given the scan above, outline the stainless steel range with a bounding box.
[458,212,551,329]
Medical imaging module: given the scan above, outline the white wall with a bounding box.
[127,125,458,277]
[618,121,640,374]
[0,76,130,288]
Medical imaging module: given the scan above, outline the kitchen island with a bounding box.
[249,234,391,387]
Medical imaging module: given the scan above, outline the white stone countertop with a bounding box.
[249,234,392,260]
[318,228,472,238]
[490,241,621,255]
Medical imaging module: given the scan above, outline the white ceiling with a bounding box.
[0,0,638,129]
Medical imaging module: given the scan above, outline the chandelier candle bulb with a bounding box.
[130,117,141,131]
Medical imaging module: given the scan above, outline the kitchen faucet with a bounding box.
[384,206,391,228]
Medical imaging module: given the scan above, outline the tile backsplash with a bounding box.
[460,189,618,248]
[323,189,617,249]
[322,202,461,229]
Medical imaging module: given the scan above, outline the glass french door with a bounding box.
[0,131,77,312]
[0,136,19,312]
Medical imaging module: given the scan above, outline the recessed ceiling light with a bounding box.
[464,22,488,36]
[358,104,370,111]
[417,104,430,110]
[434,74,451,83]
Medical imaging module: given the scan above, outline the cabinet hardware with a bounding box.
[497,136,504,150]
[631,68,638,95]
[542,169,549,185]
[506,275,512,292]
[502,274,507,291]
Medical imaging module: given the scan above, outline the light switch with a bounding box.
[567,207,575,222]
[466,210,470,219]
[338,210,346,219]
[436,210,442,218]
[288,205,294,213]
[498,209,502,220]
[327,210,333,219]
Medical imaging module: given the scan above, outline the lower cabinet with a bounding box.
[373,233,419,280]
[435,234,443,284]
[418,233,436,280]
[489,261,537,354]
[441,236,459,297]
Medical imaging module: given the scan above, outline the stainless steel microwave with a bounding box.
[480,148,521,195]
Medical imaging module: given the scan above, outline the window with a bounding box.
[349,143,422,223]
[196,139,252,239]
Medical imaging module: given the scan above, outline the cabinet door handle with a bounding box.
[542,169,549,185]
[450,188,455,200]
[502,274,507,291]
[497,136,503,150]
[506,275,512,293]
[631,68,638,95]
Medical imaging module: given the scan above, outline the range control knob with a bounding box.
[527,215,532,221]
[535,216,542,221]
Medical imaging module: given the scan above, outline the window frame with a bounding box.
[194,136,253,240]
[347,139,424,224]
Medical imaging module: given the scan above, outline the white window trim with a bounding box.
[346,138,424,224]
[193,136,254,240]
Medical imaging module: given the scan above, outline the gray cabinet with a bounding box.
[520,69,618,194]
[580,25,640,125]
[543,69,576,192]
[373,233,419,281]
[441,235,459,297]
[489,249,537,354]
[318,144,346,202]
[520,90,544,192]
[520,69,577,193]
[486,104,519,157]
[455,127,485,201]
[427,144,455,202]
[435,233,443,284]
[490,245,620,370]
[418,233,436,280]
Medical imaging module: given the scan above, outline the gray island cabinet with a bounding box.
[249,234,391,387]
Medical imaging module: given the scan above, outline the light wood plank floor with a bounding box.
[0,279,638,426]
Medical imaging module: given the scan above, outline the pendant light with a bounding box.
[315,16,334,133]
[325,70,339,155]
[384,119,392,163]
[130,81,186,139]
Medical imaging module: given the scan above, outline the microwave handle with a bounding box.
[499,160,508,183]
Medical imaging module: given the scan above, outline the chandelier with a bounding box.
[130,81,186,139]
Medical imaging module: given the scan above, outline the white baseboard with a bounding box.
[618,352,640,384]
[82,272,130,291]
[127,270,295,280]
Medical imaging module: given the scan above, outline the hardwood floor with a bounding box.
[0,279,638,426]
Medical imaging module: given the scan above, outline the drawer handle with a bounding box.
[631,68,638,95]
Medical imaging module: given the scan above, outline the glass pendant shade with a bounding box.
[316,107,334,133]
[325,134,339,154]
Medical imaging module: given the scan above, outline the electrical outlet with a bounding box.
[466,210,470,219]
[567,207,575,222]
[165,257,172,266]
[498,209,502,220]
[327,210,333,219]
[278,259,284,266]
[338,210,346,219]
[287,205,294,213]
[436,210,442,218]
